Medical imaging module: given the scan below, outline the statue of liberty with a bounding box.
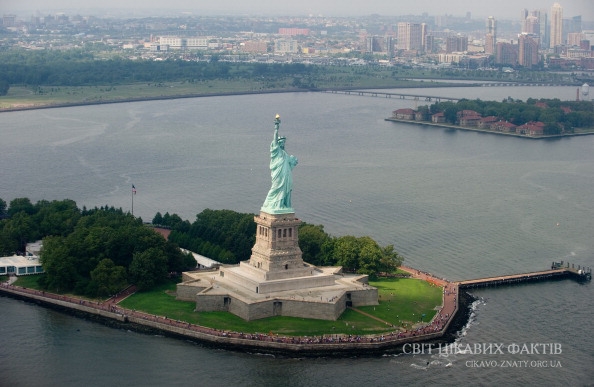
[261,114,298,214]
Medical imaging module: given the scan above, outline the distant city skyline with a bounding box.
[3,0,594,21]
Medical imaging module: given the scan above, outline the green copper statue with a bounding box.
[261,114,298,214]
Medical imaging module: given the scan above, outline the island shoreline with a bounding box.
[385,118,594,139]
[0,277,475,358]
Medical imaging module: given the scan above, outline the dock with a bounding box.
[457,261,591,289]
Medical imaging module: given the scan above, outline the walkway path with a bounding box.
[348,306,394,327]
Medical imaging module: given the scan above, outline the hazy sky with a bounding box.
[3,0,594,21]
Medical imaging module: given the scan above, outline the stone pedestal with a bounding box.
[180,211,379,320]
[246,211,312,280]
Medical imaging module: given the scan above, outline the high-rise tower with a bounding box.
[550,2,563,48]
[485,16,497,54]
[397,22,423,51]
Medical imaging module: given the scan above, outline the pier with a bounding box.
[457,261,591,289]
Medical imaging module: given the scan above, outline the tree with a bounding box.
[0,78,9,96]
[5,212,34,252]
[33,199,80,237]
[0,198,7,218]
[298,224,331,266]
[89,259,128,297]
[152,212,163,225]
[333,236,361,272]
[8,197,36,217]
[128,247,168,290]
[443,105,458,124]
[39,235,79,293]
[379,244,404,273]
[357,237,383,280]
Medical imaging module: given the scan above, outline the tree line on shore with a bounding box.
[0,198,403,297]
[0,48,580,97]
[0,198,196,296]
[155,208,403,277]
[0,49,315,93]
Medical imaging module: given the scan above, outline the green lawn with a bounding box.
[11,274,44,289]
[360,277,443,329]
[0,76,455,111]
[7,274,443,336]
[0,80,270,109]
[120,277,442,336]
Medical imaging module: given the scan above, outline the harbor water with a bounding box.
[0,85,592,386]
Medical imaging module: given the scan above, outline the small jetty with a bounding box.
[457,261,591,289]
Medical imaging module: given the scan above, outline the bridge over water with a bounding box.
[319,89,460,102]
[319,83,566,103]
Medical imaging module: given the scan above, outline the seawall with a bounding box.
[0,281,473,357]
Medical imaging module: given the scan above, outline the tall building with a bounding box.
[518,34,539,68]
[539,10,550,48]
[365,36,385,53]
[495,42,518,65]
[421,23,428,50]
[397,22,423,51]
[425,34,435,53]
[523,15,540,35]
[446,34,468,53]
[567,32,585,47]
[485,16,497,54]
[2,14,16,27]
[550,2,563,48]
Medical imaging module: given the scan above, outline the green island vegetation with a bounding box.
[1,197,439,335]
[0,48,580,110]
[411,98,594,135]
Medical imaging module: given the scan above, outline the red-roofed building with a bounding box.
[493,121,517,132]
[478,116,498,129]
[517,121,545,136]
[432,112,446,123]
[457,110,481,118]
[392,108,416,120]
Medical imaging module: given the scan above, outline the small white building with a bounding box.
[0,255,44,276]
[0,241,44,276]
[180,248,220,270]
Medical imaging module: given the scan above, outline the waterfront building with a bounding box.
[550,3,563,48]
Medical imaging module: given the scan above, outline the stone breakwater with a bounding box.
[0,273,474,357]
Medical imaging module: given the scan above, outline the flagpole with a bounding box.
[131,185,135,216]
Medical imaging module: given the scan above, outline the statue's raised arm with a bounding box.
[261,114,298,214]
